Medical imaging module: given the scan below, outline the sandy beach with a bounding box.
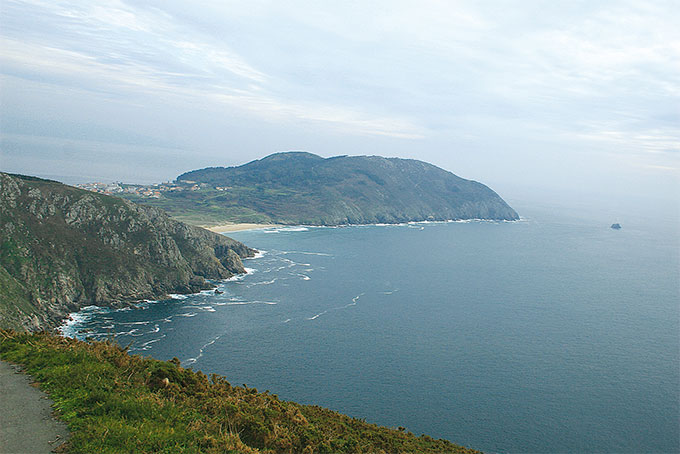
[204,223,280,233]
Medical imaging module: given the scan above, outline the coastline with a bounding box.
[203,223,280,233]
[204,218,522,234]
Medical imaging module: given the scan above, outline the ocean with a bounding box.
[62,199,679,453]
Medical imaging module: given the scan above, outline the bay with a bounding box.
[63,201,680,453]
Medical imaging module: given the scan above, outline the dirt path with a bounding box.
[0,360,69,454]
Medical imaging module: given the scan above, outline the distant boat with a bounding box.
[611,223,622,230]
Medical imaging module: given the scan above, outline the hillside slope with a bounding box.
[0,331,480,454]
[0,173,255,331]
[158,152,518,225]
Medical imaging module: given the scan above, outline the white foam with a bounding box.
[133,299,157,309]
[58,311,91,338]
[225,273,247,282]
[115,328,142,336]
[307,310,327,320]
[281,258,298,268]
[307,293,364,321]
[183,335,221,366]
[248,278,278,286]
[280,226,309,232]
[176,312,198,317]
[201,306,216,312]
[226,301,277,306]
[249,250,267,259]
[281,250,332,257]
[341,294,363,309]
[282,318,291,323]
[264,226,309,233]
[169,293,188,300]
[137,335,165,350]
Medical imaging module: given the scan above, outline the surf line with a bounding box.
[306,293,364,321]
[183,335,223,367]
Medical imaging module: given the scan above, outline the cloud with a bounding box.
[1,0,678,184]
[0,0,427,139]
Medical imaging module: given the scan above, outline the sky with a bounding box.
[0,0,678,205]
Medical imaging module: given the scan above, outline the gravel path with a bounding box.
[0,360,69,454]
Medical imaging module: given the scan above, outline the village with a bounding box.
[75,180,212,198]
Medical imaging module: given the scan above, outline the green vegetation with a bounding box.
[0,331,480,454]
[120,190,272,226]
[0,172,254,331]
[120,152,519,226]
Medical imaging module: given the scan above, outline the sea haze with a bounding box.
[63,203,679,454]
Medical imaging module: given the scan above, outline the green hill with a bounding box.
[0,331,480,453]
[0,173,255,331]
[127,152,518,226]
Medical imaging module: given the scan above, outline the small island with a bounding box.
[611,223,622,230]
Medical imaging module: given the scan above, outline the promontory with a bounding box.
[124,152,519,226]
[0,172,255,331]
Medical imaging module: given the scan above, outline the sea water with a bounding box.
[62,200,679,453]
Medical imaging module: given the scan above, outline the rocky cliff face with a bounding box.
[0,173,256,331]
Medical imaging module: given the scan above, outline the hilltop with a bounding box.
[0,173,255,331]
[121,152,518,226]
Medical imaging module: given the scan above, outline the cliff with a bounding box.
[0,173,256,331]
[129,152,519,226]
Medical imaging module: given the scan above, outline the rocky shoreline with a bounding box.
[0,173,256,332]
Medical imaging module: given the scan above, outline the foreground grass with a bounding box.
[0,331,480,454]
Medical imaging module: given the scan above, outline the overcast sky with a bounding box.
[0,0,678,204]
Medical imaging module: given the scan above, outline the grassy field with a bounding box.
[119,190,276,226]
[0,331,480,454]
